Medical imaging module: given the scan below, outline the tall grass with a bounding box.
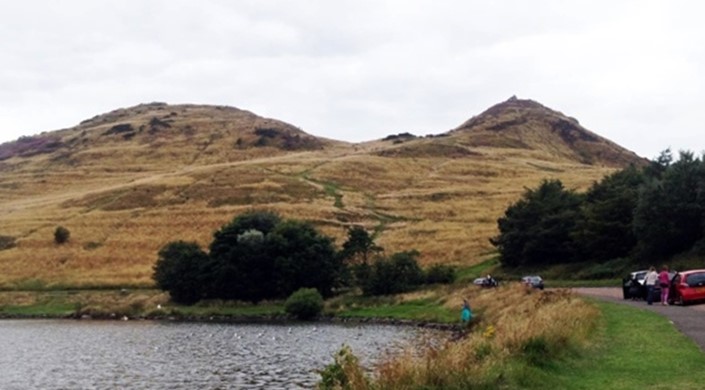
[322,285,600,389]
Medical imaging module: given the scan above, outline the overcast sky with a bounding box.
[1,1,704,158]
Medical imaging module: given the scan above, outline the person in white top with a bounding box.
[643,266,659,305]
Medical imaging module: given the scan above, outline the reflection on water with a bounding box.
[0,320,437,389]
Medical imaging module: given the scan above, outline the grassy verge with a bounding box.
[546,300,705,389]
[319,287,705,389]
[455,258,500,283]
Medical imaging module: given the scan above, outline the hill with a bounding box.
[0,98,645,289]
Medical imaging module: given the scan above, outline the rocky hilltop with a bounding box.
[452,96,643,167]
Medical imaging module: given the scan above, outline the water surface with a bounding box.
[0,320,436,389]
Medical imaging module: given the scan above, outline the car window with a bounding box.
[686,273,705,287]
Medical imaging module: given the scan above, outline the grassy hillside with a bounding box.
[0,98,644,289]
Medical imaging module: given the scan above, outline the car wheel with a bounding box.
[673,294,685,306]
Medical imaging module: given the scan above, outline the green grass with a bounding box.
[336,297,457,323]
[456,258,500,282]
[543,301,705,389]
[0,303,76,316]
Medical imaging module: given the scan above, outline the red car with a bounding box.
[670,269,705,305]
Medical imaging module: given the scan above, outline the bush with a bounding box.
[0,235,16,250]
[318,345,369,389]
[284,288,323,320]
[425,264,457,284]
[54,226,70,244]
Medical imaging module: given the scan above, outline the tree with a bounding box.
[574,165,644,262]
[54,226,70,244]
[340,226,382,265]
[633,151,705,260]
[362,250,424,296]
[491,180,583,267]
[153,241,209,304]
[204,211,343,302]
[209,210,281,260]
[267,220,341,298]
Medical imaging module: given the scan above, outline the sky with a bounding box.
[1,1,704,159]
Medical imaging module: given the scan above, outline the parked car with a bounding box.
[473,275,498,288]
[622,270,647,300]
[521,275,544,290]
[622,270,676,300]
[669,269,705,305]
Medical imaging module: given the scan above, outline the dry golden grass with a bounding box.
[366,285,600,389]
[0,101,639,288]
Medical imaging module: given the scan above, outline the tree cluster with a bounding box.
[154,211,454,305]
[491,150,705,269]
[154,211,340,304]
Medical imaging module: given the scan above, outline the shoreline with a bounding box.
[0,311,463,331]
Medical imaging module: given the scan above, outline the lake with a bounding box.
[0,319,439,389]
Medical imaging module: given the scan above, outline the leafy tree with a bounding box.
[209,210,281,260]
[340,226,382,265]
[362,250,424,296]
[202,211,342,302]
[268,220,341,298]
[153,241,209,304]
[54,226,70,244]
[574,165,644,261]
[205,211,282,301]
[491,180,583,267]
[633,151,705,259]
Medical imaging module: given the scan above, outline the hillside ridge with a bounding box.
[0,98,643,288]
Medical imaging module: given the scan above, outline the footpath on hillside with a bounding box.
[574,287,705,352]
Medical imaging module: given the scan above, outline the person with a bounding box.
[628,274,641,301]
[461,299,473,323]
[644,266,658,305]
[658,265,671,305]
[485,274,497,287]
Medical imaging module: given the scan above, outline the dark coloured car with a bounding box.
[521,275,544,290]
[669,269,705,305]
[622,270,647,300]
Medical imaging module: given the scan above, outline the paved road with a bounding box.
[574,288,705,352]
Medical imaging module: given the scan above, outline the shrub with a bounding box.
[0,235,16,250]
[284,288,323,320]
[318,345,369,389]
[425,264,457,284]
[54,226,70,244]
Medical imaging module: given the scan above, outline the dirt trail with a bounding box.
[574,287,705,352]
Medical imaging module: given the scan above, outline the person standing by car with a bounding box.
[644,266,658,305]
[658,265,671,305]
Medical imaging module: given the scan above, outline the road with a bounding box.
[574,287,705,352]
